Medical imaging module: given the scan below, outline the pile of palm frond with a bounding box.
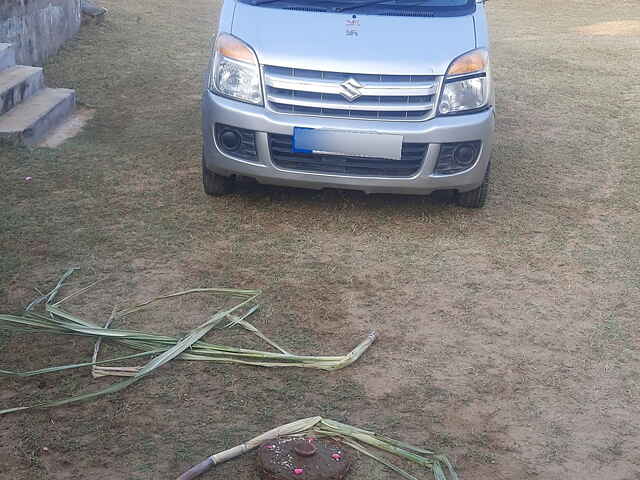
[0,269,376,415]
[178,416,458,480]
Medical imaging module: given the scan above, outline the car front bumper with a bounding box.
[202,91,495,195]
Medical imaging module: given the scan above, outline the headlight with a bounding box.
[438,49,490,115]
[210,33,263,105]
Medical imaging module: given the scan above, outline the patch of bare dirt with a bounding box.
[576,20,640,36]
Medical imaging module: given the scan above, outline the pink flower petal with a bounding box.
[293,468,304,475]
[331,453,342,460]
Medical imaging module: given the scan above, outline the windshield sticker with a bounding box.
[346,15,360,36]
[346,17,360,27]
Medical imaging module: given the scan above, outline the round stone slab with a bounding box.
[257,437,350,480]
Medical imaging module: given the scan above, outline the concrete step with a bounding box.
[0,66,45,116]
[0,88,76,146]
[0,44,16,71]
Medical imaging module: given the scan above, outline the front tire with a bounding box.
[202,155,234,196]
[457,162,490,208]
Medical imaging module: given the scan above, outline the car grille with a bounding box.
[263,66,439,121]
[269,134,427,177]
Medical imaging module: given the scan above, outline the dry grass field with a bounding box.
[1,0,639,479]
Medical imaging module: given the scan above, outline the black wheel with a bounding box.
[457,162,490,208]
[202,156,234,196]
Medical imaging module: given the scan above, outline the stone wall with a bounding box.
[0,0,81,66]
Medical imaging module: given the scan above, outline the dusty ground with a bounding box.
[1,0,639,479]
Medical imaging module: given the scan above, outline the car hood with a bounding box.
[231,3,476,75]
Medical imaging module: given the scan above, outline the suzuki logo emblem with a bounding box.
[339,78,364,102]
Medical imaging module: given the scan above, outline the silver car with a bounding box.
[202,0,494,207]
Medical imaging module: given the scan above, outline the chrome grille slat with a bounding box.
[265,71,437,96]
[263,65,439,121]
[267,91,433,111]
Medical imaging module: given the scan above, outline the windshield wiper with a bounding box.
[249,0,332,8]
[333,0,394,12]
[333,0,434,12]
[250,0,291,4]
[249,0,438,12]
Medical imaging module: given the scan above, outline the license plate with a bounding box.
[293,127,403,160]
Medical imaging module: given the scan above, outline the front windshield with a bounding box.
[239,0,476,17]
